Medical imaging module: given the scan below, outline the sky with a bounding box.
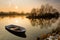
[0,0,60,13]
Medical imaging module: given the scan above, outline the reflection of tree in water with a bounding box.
[30,18,58,28]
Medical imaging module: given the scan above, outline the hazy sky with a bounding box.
[0,0,60,13]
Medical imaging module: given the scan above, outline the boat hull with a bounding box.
[5,25,26,38]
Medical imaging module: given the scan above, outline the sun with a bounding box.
[15,6,18,10]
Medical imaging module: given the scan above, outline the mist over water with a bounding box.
[0,16,60,40]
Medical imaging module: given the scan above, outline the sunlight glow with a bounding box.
[0,0,60,12]
[15,20,19,23]
[14,18,19,23]
[15,6,18,10]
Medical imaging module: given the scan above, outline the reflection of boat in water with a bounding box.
[5,25,26,38]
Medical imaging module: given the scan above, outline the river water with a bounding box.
[0,16,60,40]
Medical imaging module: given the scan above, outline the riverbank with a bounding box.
[37,26,60,40]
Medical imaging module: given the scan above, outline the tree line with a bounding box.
[27,4,60,19]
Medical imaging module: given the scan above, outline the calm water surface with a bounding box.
[0,16,60,40]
